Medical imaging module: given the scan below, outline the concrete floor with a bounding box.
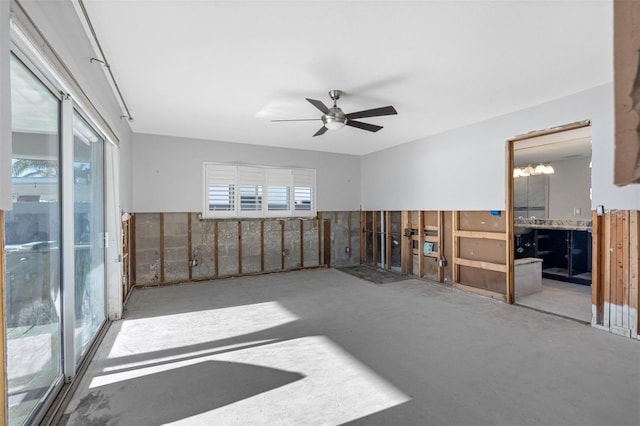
[516,278,592,323]
[61,269,640,426]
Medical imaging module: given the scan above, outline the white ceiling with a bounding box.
[81,0,612,156]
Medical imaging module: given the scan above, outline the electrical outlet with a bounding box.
[573,207,581,216]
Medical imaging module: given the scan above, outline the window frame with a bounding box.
[202,162,316,219]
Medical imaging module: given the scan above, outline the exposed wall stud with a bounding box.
[603,213,612,328]
[188,213,193,281]
[348,211,352,259]
[418,211,425,278]
[260,220,265,272]
[214,220,219,277]
[317,212,323,265]
[280,219,285,270]
[386,211,391,270]
[300,219,304,268]
[238,221,243,275]
[159,213,165,283]
[592,210,603,324]
[630,211,639,334]
[372,211,378,267]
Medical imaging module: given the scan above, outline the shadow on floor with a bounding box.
[338,265,410,284]
[61,359,304,425]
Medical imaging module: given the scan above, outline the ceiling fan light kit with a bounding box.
[273,89,398,137]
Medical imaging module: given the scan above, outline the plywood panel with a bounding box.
[459,266,507,295]
[458,211,506,233]
[459,238,506,265]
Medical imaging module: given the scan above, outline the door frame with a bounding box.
[506,120,597,314]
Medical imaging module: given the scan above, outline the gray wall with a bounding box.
[132,133,362,213]
[361,84,640,212]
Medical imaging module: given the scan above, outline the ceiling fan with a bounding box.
[272,90,398,137]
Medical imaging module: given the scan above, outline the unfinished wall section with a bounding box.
[592,210,640,339]
[134,213,162,285]
[132,212,359,286]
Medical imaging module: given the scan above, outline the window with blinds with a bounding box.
[202,163,316,218]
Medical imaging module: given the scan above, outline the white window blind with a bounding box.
[204,164,236,216]
[203,163,316,218]
[266,169,291,213]
[238,166,264,214]
[294,169,314,212]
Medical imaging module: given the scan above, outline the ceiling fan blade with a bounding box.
[313,126,328,137]
[306,98,330,114]
[271,118,322,122]
[346,106,397,120]
[346,120,383,133]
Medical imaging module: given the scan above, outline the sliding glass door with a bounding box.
[6,54,63,426]
[73,111,105,363]
[5,53,107,425]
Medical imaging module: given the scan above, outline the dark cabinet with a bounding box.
[533,229,591,285]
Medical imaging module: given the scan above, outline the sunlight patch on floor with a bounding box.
[164,336,410,425]
[108,301,299,358]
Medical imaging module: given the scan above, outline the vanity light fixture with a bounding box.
[513,163,555,178]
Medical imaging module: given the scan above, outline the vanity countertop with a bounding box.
[514,218,592,231]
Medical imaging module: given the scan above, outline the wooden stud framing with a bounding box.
[300,219,304,268]
[630,211,639,334]
[612,213,620,326]
[317,212,323,265]
[386,211,392,270]
[360,210,366,264]
[452,211,460,283]
[455,258,507,273]
[455,230,507,240]
[0,211,7,426]
[348,211,352,259]
[130,214,136,286]
[238,221,243,275]
[506,138,515,304]
[324,219,331,267]
[401,211,412,275]
[214,220,219,277]
[372,211,378,267]
[260,220,265,272]
[418,211,425,277]
[603,212,611,328]
[280,219,285,270]
[159,213,165,283]
[188,213,193,281]
[437,210,445,283]
[453,282,507,303]
[592,210,603,324]
[622,211,630,330]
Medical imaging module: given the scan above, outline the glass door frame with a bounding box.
[8,42,108,426]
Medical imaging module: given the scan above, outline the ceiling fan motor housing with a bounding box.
[322,106,348,130]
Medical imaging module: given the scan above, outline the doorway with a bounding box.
[508,123,593,322]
